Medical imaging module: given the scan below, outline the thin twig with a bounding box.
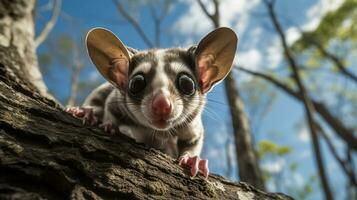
[265,0,333,198]
[197,0,265,190]
[112,0,154,48]
[315,122,357,188]
[35,0,62,48]
[312,41,357,83]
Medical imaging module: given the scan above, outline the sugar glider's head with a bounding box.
[86,27,238,131]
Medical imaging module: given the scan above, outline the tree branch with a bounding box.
[148,4,168,47]
[197,0,214,22]
[237,66,357,151]
[311,41,357,83]
[66,45,84,107]
[264,1,333,198]
[35,0,62,48]
[315,122,357,188]
[196,0,219,27]
[197,0,265,190]
[112,0,154,48]
[265,0,333,200]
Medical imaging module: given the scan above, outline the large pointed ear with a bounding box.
[195,27,238,93]
[86,28,130,91]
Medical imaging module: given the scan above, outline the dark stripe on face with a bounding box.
[127,64,156,104]
[128,51,158,75]
[163,48,197,76]
[127,70,156,104]
[125,50,159,104]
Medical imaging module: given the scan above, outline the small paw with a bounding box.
[179,155,209,178]
[99,121,116,135]
[66,107,98,126]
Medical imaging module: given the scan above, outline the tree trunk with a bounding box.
[0,0,52,99]
[196,0,266,190]
[0,1,292,199]
[224,73,265,190]
[196,0,265,190]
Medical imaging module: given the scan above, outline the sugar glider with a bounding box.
[66,27,238,178]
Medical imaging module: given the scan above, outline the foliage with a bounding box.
[293,0,357,50]
[257,140,291,158]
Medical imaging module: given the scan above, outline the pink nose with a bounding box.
[152,94,172,119]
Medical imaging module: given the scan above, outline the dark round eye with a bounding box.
[129,74,146,95]
[177,74,195,96]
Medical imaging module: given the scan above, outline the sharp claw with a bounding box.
[199,159,209,178]
[179,155,209,178]
[179,156,188,166]
[191,156,199,177]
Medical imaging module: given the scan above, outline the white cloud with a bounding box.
[265,38,283,69]
[174,0,260,37]
[298,127,310,143]
[286,27,301,46]
[261,159,285,174]
[303,0,344,31]
[236,49,262,69]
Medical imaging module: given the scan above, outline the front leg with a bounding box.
[178,134,209,178]
[66,106,98,126]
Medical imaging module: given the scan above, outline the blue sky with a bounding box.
[36,0,353,199]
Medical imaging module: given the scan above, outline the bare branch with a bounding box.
[35,0,62,48]
[66,44,85,107]
[112,0,154,48]
[315,123,357,188]
[148,4,166,47]
[237,66,357,151]
[212,0,220,26]
[197,0,214,21]
[196,0,219,27]
[312,41,357,83]
[266,3,333,197]
[197,0,265,189]
[292,13,357,84]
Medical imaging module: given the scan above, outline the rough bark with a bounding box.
[196,0,265,190]
[0,45,293,199]
[0,0,52,99]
